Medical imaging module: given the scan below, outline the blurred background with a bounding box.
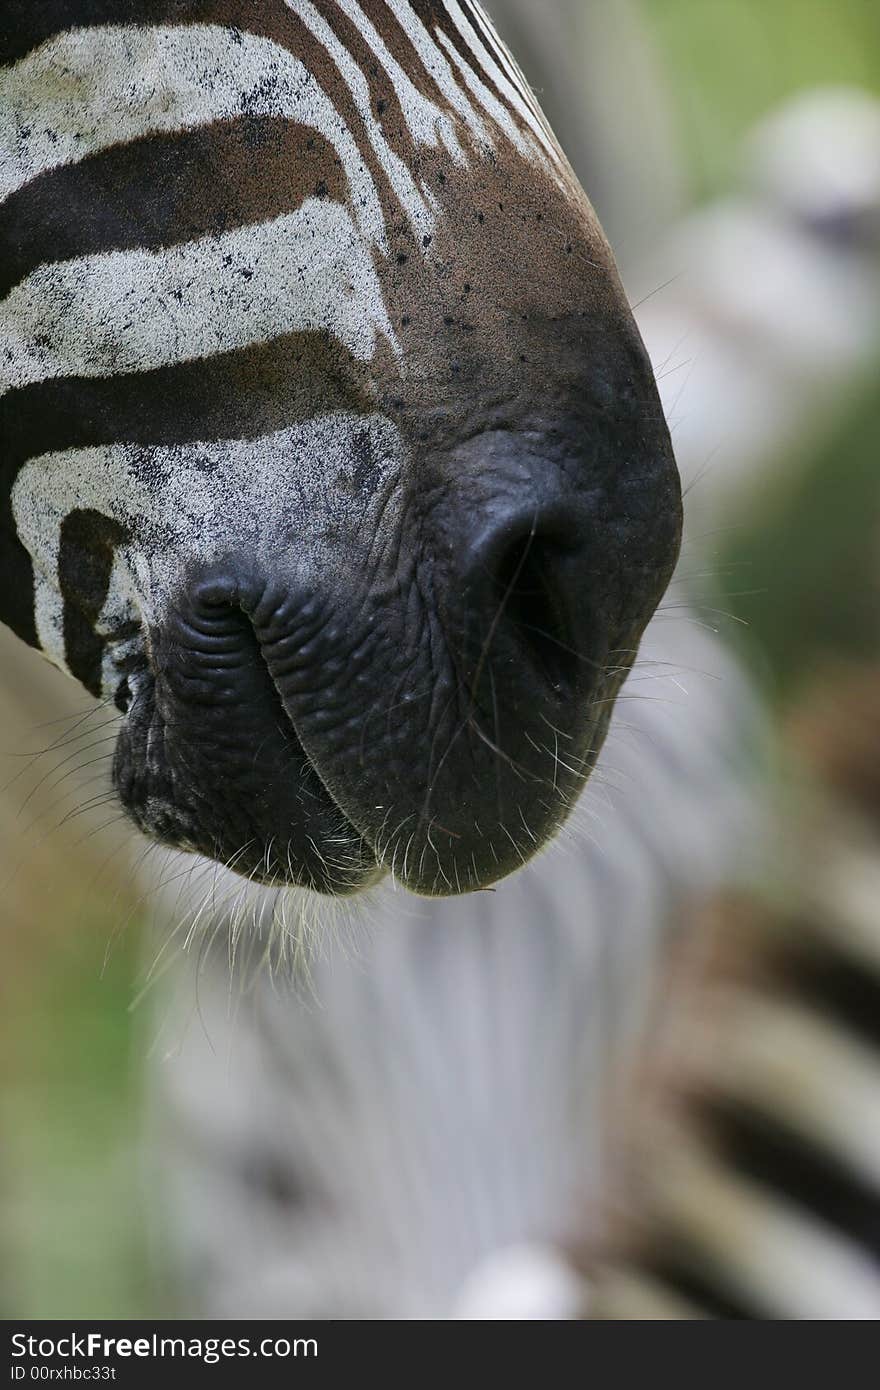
[1,0,879,1317]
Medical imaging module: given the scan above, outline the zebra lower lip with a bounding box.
[279,719,388,888]
[111,610,382,897]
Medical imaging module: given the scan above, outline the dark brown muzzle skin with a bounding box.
[1,11,681,896]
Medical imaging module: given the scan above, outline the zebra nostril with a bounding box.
[493,531,582,694]
[461,506,592,698]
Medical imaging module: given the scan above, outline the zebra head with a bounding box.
[1,3,681,896]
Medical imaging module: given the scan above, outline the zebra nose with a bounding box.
[453,503,597,699]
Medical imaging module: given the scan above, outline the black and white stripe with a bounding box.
[593,845,880,1320]
[1,2,572,688]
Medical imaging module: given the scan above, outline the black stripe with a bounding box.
[1,331,374,476]
[639,1254,756,1320]
[466,0,528,100]
[0,521,38,648]
[774,935,880,1053]
[417,0,516,127]
[0,2,260,64]
[0,118,349,298]
[706,1097,880,1263]
[58,508,128,695]
[313,1,417,158]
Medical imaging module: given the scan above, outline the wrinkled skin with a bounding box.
[1,6,681,895]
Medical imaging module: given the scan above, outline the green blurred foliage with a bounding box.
[1,901,157,1318]
[718,383,880,704]
[642,0,880,197]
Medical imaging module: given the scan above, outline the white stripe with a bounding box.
[467,0,556,140]
[653,1136,880,1319]
[332,0,469,161]
[593,1268,704,1320]
[97,553,142,699]
[13,455,157,674]
[434,26,532,164]
[285,1,439,241]
[385,0,499,136]
[440,0,558,162]
[13,413,404,677]
[812,842,880,977]
[0,24,384,247]
[0,201,395,397]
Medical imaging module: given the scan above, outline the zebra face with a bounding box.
[1,6,681,895]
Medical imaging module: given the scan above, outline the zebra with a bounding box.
[1,1,682,907]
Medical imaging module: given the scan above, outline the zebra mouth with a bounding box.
[109,553,633,900]
[111,599,384,897]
